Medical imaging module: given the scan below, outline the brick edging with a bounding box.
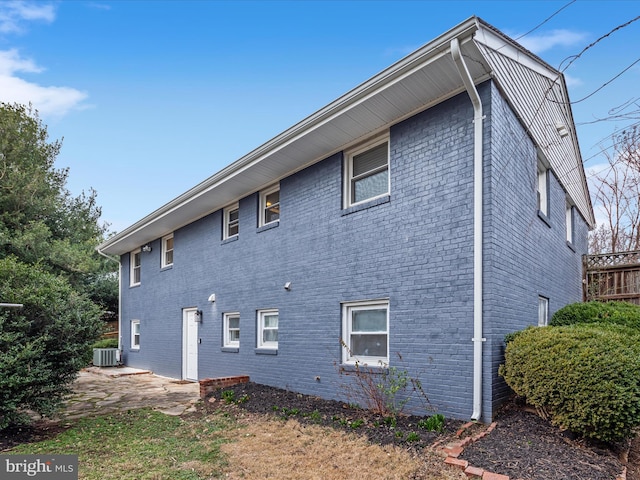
[435,421,628,480]
[199,376,250,398]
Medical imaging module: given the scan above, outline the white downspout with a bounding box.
[450,37,485,421]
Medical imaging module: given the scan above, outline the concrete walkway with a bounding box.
[60,367,200,420]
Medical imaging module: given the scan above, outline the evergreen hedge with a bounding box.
[0,257,103,429]
[551,300,640,330]
[499,324,640,442]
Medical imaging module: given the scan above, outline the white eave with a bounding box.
[98,16,594,256]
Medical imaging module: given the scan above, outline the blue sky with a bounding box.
[0,0,638,233]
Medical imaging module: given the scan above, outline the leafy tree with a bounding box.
[0,102,117,313]
[0,103,114,426]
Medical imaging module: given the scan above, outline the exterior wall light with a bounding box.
[142,244,152,253]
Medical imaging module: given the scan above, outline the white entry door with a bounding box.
[182,308,199,381]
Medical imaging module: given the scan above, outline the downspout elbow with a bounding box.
[451,37,485,422]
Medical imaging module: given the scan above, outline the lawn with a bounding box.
[9,409,232,480]
[8,406,464,480]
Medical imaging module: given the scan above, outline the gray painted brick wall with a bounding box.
[119,80,589,422]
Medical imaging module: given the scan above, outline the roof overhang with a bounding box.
[98,16,594,256]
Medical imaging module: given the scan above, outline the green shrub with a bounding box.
[0,257,103,429]
[92,338,118,349]
[499,324,640,442]
[551,301,640,330]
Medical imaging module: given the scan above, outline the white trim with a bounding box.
[257,309,278,349]
[537,162,549,217]
[223,203,240,239]
[341,299,389,365]
[565,202,574,244]
[259,184,280,227]
[223,312,240,347]
[130,319,140,350]
[343,134,390,208]
[161,233,174,268]
[538,296,549,327]
[182,308,199,380]
[130,249,141,287]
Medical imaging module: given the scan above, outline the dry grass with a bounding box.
[219,412,466,480]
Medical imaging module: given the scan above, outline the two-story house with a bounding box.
[98,16,594,422]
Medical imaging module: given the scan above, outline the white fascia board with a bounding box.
[98,17,483,256]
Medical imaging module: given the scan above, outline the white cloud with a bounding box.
[517,29,587,54]
[0,1,55,34]
[0,49,87,117]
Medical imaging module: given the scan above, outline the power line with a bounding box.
[513,0,577,42]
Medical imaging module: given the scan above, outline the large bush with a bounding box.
[0,257,103,429]
[499,324,640,442]
[551,300,640,330]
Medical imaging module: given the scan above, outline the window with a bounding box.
[537,162,549,217]
[342,299,389,365]
[224,204,239,239]
[162,234,174,268]
[224,312,240,347]
[345,136,389,207]
[538,296,549,327]
[130,249,141,286]
[565,202,574,244]
[131,320,140,349]
[260,185,280,226]
[257,309,278,349]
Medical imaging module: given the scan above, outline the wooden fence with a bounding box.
[583,250,640,305]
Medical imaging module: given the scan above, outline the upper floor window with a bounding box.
[342,299,389,365]
[345,136,390,207]
[260,184,280,226]
[224,204,239,239]
[565,201,574,244]
[257,309,278,349]
[537,161,549,217]
[130,249,141,286]
[162,234,174,268]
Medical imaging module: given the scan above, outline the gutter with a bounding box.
[450,37,485,421]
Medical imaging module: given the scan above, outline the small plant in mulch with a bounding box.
[221,390,250,405]
[418,413,445,433]
[336,344,432,423]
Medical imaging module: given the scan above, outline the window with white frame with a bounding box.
[131,320,140,349]
[224,312,240,347]
[565,202,574,244]
[130,249,141,286]
[162,233,174,268]
[538,296,549,327]
[342,299,389,365]
[260,185,280,226]
[257,309,278,349]
[345,136,390,207]
[537,161,549,217]
[224,204,239,239]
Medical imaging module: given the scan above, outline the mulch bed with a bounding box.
[460,403,626,480]
[206,381,462,450]
[208,382,629,480]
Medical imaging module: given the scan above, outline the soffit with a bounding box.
[99,16,594,256]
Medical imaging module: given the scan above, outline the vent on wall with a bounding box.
[93,348,119,367]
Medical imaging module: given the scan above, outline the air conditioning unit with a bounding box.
[93,348,118,367]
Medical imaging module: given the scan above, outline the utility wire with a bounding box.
[513,0,577,42]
